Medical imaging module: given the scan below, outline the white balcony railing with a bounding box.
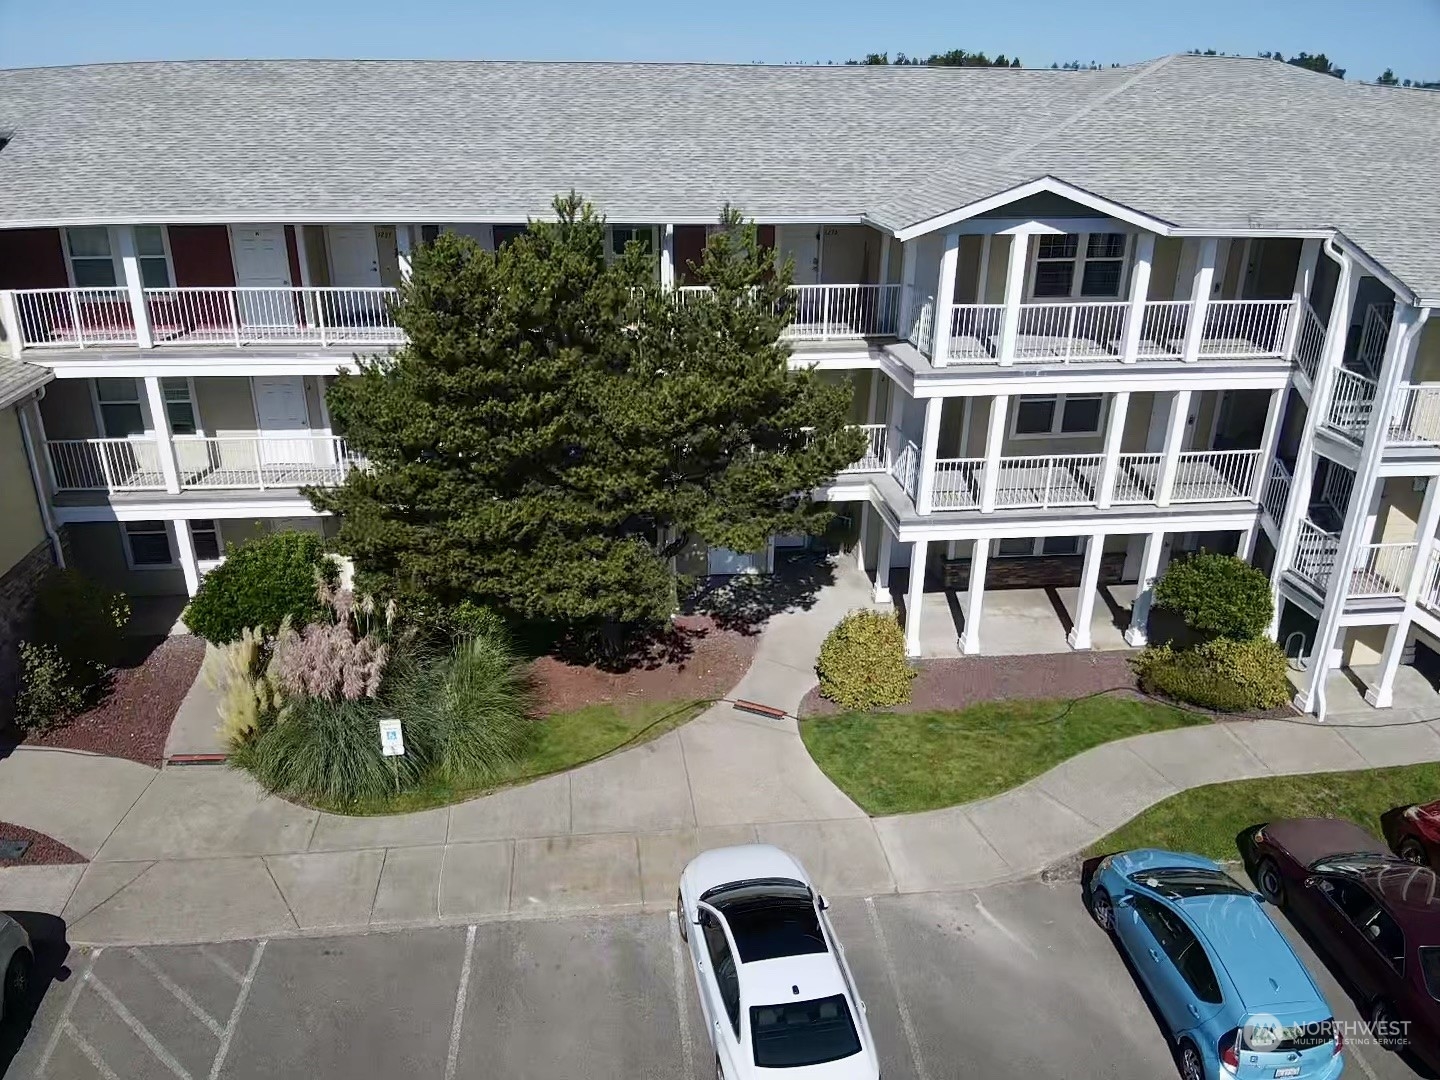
[905,295,936,356]
[1171,449,1261,503]
[1390,384,1440,446]
[46,436,358,493]
[1261,458,1292,522]
[1328,367,1377,437]
[839,425,888,473]
[14,288,139,348]
[1356,301,1394,378]
[1292,519,1339,591]
[1422,551,1440,615]
[890,439,920,501]
[1293,300,1326,384]
[937,298,1295,367]
[1350,542,1415,598]
[1110,453,1164,504]
[930,458,985,509]
[992,454,1105,509]
[785,284,901,340]
[46,438,165,491]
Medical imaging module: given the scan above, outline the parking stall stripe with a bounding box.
[128,947,226,1037]
[87,972,194,1080]
[37,946,103,1076]
[443,925,478,1080]
[864,897,933,1080]
[209,940,267,1080]
[667,909,695,1080]
[63,1022,123,1080]
[199,946,246,986]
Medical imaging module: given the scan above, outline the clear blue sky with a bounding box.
[2,0,1436,83]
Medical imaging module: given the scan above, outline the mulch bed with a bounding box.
[3,635,205,767]
[800,650,1143,717]
[0,822,86,868]
[531,614,758,714]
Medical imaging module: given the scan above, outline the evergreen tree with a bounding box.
[1377,68,1399,85]
[312,196,863,636]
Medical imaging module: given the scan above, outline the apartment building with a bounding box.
[0,55,1437,715]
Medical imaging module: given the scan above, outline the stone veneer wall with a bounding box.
[0,538,59,723]
[941,552,1128,590]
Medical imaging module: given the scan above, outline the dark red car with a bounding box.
[1249,817,1440,1071]
[1383,800,1440,869]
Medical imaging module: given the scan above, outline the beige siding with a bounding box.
[1123,393,1157,450]
[68,522,186,597]
[954,236,983,304]
[1190,392,1218,451]
[376,226,402,289]
[1217,239,1245,299]
[1343,625,1389,668]
[1148,237,1184,301]
[982,236,1013,304]
[1102,534,1130,554]
[39,379,99,439]
[1251,238,1301,299]
[820,225,871,285]
[301,226,331,286]
[0,406,47,574]
[1377,477,1425,543]
[194,377,257,434]
[1413,321,1440,383]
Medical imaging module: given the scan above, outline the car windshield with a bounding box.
[1311,852,1395,871]
[751,994,862,1068]
[1421,948,1440,1001]
[1128,868,1250,899]
[1241,1017,1335,1053]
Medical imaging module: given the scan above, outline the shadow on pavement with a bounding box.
[0,911,70,1075]
[684,552,837,635]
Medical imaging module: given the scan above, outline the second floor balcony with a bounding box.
[45,434,360,494]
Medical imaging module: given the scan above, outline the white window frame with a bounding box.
[63,226,175,290]
[190,519,223,564]
[90,377,150,439]
[159,376,203,436]
[994,536,1086,558]
[132,225,176,290]
[1025,231,1131,301]
[607,225,659,262]
[121,520,177,570]
[1009,393,1107,440]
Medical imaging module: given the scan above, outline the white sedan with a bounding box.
[0,913,33,1027]
[677,844,879,1079]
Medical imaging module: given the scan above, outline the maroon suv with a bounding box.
[1249,817,1440,1071]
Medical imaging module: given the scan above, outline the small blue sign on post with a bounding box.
[379,718,405,757]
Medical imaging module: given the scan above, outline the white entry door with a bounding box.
[777,226,821,285]
[253,376,312,467]
[326,226,381,286]
[229,224,295,330]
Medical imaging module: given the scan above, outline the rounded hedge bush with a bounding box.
[183,531,332,644]
[1134,637,1291,713]
[816,609,915,710]
[1153,552,1273,641]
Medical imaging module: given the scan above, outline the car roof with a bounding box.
[1179,893,1328,1012]
[1266,817,1389,868]
[738,953,849,1012]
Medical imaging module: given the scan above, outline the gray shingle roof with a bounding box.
[0,54,1437,299]
[0,356,52,409]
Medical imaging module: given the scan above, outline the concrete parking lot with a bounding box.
[0,881,1422,1079]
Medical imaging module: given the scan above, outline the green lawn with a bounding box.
[1089,763,1440,861]
[318,698,704,815]
[798,695,1203,816]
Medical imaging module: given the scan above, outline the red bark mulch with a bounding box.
[531,614,758,715]
[0,822,86,868]
[5,635,206,767]
[800,650,1142,717]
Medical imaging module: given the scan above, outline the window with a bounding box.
[609,225,656,259]
[1318,876,1376,922]
[1012,394,1105,438]
[995,537,1085,558]
[700,910,741,1037]
[1028,232,1129,300]
[750,995,862,1069]
[124,521,174,567]
[190,520,221,562]
[95,378,145,437]
[66,226,117,287]
[134,226,172,288]
[161,377,197,435]
[1160,919,1223,1004]
[491,225,527,249]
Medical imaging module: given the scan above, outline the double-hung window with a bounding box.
[134,226,173,288]
[66,227,118,287]
[123,521,174,567]
[1029,232,1129,299]
[995,537,1084,558]
[160,377,198,435]
[1012,394,1105,438]
[190,519,222,562]
[609,225,657,260]
[95,378,146,437]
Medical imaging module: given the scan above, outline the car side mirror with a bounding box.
[1114,892,1134,908]
[1304,876,1320,889]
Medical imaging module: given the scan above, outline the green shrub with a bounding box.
[816,609,915,710]
[1135,637,1291,713]
[14,642,89,732]
[1153,552,1272,641]
[33,569,129,670]
[414,599,511,645]
[184,531,332,644]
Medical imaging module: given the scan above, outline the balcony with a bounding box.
[1290,518,1415,599]
[46,435,360,493]
[939,298,1294,366]
[1322,372,1440,450]
[1261,458,1292,523]
[839,425,888,473]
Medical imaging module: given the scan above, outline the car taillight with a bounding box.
[1219,1029,1239,1072]
[1332,1022,1344,1057]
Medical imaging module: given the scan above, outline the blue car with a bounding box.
[1089,849,1345,1080]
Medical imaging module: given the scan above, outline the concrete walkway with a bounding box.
[3,561,1440,945]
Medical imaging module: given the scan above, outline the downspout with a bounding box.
[16,387,64,569]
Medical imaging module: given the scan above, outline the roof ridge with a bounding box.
[993,53,1178,168]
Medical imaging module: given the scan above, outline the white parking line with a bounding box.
[88,972,194,1080]
[63,1022,122,1080]
[208,940,266,1080]
[199,946,246,986]
[128,947,225,1037]
[668,910,696,1080]
[865,896,933,1080]
[443,925,477,1080]
[37,946,103,1076]
[1347,1044,1381,1080]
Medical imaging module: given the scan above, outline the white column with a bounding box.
[1251,387,1287,503]
[1282,238,1323,357]
[931,231,960,363]
[996,233,1028,366]
[898,241,919,338]
[1180,237,1218,363]
[1368,476,1440,706]
[1120,234,1154,363]
[873,527,894,604]
[660,224,675,290]
[394,224,413,282]
[0,289,23,358]
[962,537,988,654]
[1067,533,1106,650]
[1239,523,1259,560]
[173,519,200,597]
[980,394,1008,512]
[855,503,870,576]
[915,396,944,514]
[113,226,153,349]
[1124,530,1166,646]
[143,375,181,494]
[904,539,928,657]
[1365,622,1410,710]
[1155,389,1192,506]
[884,382,906,470]
[1097,391,1131,508]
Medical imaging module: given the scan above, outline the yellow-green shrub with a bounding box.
[1134,637,1290,713]
[816,609,915,710]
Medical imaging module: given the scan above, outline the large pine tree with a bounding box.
[312,196,864,633]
